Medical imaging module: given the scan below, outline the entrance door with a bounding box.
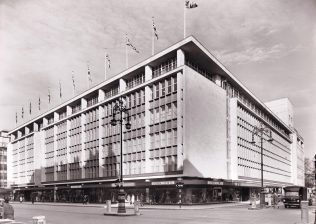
[213,187,222,201]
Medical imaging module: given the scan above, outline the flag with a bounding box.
[15,112,18,124]
[21,107,24,119]
[185,0,198,8]
[88,63,92,83]
[126,35,139,53]
[106,54,111,69]
[29,102,32,114]
[48,88,51,104]
[38,96,41,110]
[72,71,76,91]
[152,17,159,40]
[59,80,62,98]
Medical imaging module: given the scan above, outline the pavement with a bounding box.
[11,200,250,210]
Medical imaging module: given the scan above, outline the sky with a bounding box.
[0,0,315,159]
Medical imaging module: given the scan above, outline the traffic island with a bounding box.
[104,211,141,216]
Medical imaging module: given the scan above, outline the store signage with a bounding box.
[123,182,135,187]
[207,181,224,185]
[152,181,175,185]
[71,185,82,189]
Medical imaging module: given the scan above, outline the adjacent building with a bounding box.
[7,36,304,204]
[0,131,9,188]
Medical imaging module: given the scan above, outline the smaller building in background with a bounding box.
[0,131,9,188]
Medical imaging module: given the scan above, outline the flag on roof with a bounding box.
[152,17,159,40]
[59,80,62,98]
[106,54,111,69]
[185,0,198,8]
[48,88,51,104]
[88,62,92,83]
[72,71,76,91]
[126,35,139,53]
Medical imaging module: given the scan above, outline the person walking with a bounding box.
[19,196,23,203]
[273,192,279,208]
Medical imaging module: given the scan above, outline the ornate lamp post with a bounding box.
[110,98,131,213]
[250,122,273,208]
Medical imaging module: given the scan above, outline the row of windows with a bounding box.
[59,111,67,120]
[72,104,81,114]
[150,103,177,124]
[85,109,99,123]
[150,156,177,173]
[150,76,177,100]
[70,116,81,130]
[149,147,177,158]
[85,166,99,179]
[87,96,98,107]
[126,73,145,90]
[153,58,177,78]
[237,139,291,173]
[236,100,290,139]
[104,86,119,99]
[149,121,178,134]
[150,130,177,149]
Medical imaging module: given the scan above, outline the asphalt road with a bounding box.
[10,203,316,224]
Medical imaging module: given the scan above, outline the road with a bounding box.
[10,203,316,224]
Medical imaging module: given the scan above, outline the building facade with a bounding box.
[0,131,9,188]
[8,37,304,204]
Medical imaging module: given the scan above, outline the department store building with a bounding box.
[7,36,304,204]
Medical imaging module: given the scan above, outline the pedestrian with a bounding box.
[273,192,279,208]
[83,195,88,205]
[32,196,35,205]
[3,197,14,220]
[19,196,23,203]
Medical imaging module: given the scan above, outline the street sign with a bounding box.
[176,182,184,189]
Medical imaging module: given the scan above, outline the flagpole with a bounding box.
[59,80,62,104]
[184,0,186,38]
[105,50,107,80]
[72,71,75,97]
[125,37,128,69]
[152,20,155,56]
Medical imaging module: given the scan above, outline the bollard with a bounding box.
[267,194,272,207]
[134,201,141,216]
[248,196,257,210]
[106,200,111,213]
[300,201,309,224]
[32,216,46,224]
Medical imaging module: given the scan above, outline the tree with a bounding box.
[304,158,316,188]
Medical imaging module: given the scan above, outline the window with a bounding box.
[167,78,172,94]
[161,81,165,96]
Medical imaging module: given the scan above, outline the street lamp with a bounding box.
[110,98,131,213]
[250,122,273,208]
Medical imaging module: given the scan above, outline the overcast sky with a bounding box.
[0,0,315,159]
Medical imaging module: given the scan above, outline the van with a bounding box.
[283,186,312,208]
